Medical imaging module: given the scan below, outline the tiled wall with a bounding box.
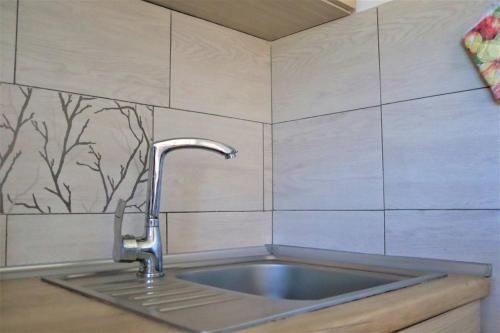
[1,0,498,329]
[0,0,272,266]
[271,0,499,331]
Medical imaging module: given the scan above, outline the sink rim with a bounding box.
[175,260,416,278]
[175,260,418,301]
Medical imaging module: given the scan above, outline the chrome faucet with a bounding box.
[113,138,237,278]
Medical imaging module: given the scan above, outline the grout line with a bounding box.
[376,8,383,108]
[270,44,273,125]
[383,210,386,254]
[380,86,488,106]
[0,81,271,125]
[165,210,268,214]
[0,82,143,106]
[376,8,386,255]
[262,124,265,211]
[271,129,274,244]
[270,124,274,214]
[4,210,271,216]
[4,215,7,266]
[274,104,382,124]
[152,105,155,141]
[6,212,145,216]
[273,208,500,212]
[0,84,487,128]
[271,86,490,125]
[164,106,270,124]
[168,10,173,109]
[271,210,274,245]
[384,208,500,211]
[3,208,497,217]
[271,210,274,244]
[271,123,274,244]
[274,209,385,212]
[270,44,274,244]
[165,212,168,254]
[376,7,383,106]
[13,0,19,84]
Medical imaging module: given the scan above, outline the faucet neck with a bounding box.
[146,143,166,222]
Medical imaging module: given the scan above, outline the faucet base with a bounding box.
[137,271,165,279]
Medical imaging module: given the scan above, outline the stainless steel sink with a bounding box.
[38,245,474,333]
[177,262,405,301]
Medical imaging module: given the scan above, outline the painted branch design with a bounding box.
[4,87,151,214]
[77,103,150,212]
[7,193,46,213]
[0,86,34,213]
[12,93,95,213]
[122,106,152,212]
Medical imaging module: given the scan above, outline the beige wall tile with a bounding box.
[0,215,5,266]
[272,9,379,122]
[0,0,16,83]
[274,211,385,254]
[379,0,489,103]
[16,0,170,105]
[167,212,271,253]
[386,210,500,332]
[6,213,145,266]
[1,84,152,214]
[274,107,383,210]
[171,12,271,123]
[386,210,500,263]
[264,124,272,210]
[154,108,263,212]
[383,89,500,209]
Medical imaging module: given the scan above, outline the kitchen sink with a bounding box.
[177,262,405,300]
[38,245,467,333]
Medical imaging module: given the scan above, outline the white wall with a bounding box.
[356,0,393,11]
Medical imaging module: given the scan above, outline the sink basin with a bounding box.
[177,262,404,300]
[42,246,452,332]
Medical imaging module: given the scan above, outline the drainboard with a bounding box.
[43,257,445,332]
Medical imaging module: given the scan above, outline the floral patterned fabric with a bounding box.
[463,5,500,100]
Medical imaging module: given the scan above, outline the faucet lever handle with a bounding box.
[113,199,137,262]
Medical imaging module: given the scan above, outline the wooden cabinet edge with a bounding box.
[396,301,480,333]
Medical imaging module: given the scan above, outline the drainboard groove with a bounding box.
[90,280,148,291]
[93,281,165,292]
[109,282,190,297]
[142,291,221,306]
[96,280,184,294]
[131,286,203,300]
[158,295,242,313]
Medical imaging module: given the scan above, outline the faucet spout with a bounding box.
[112,138,237,279]
[146,138,237,222]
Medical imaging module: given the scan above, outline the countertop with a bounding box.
[0,274,489,333]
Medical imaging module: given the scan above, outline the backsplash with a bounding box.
[271,0,499,331]
[1,85,151,214]
[0,0,272,266]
